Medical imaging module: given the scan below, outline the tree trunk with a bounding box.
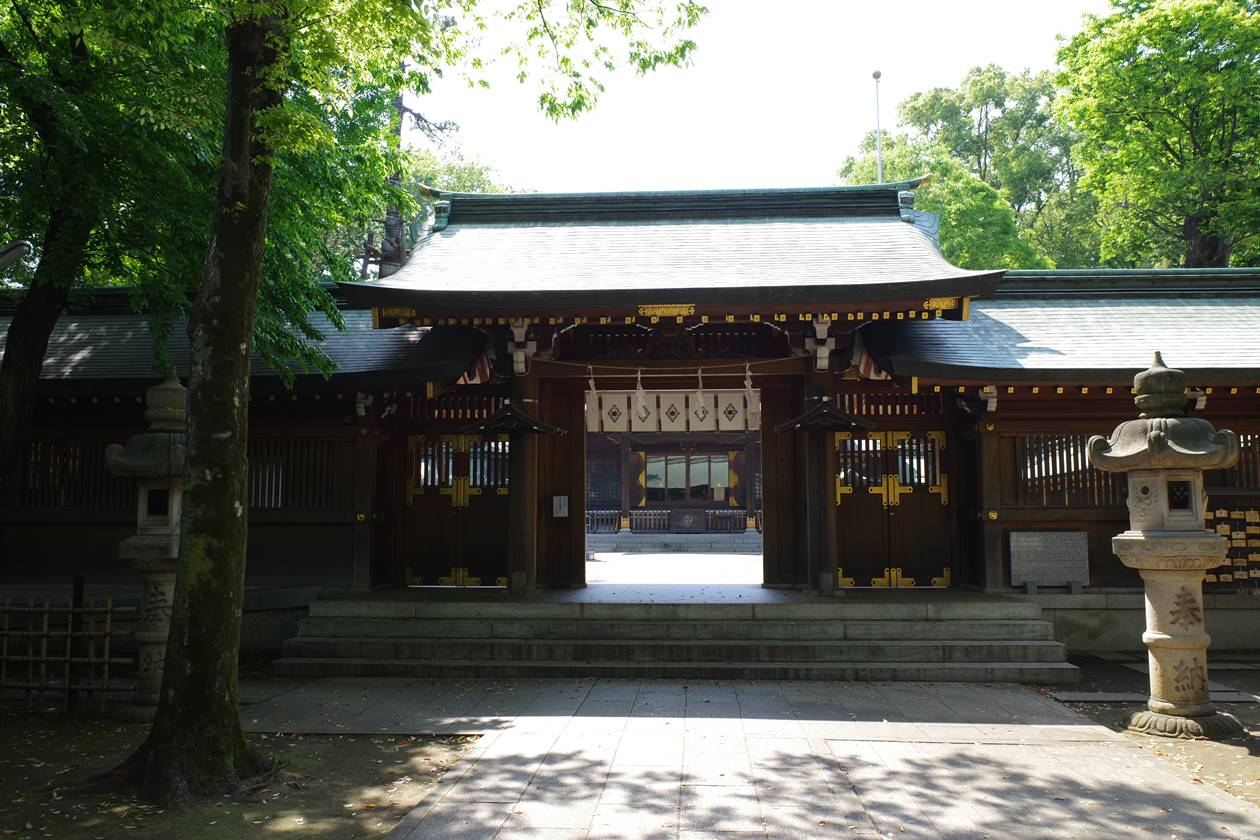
[1182,215,1232,267]
[377,90,408,279]
[124,11,287,805]
[0,202,97,495]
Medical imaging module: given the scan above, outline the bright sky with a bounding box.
[410,0,1114,192]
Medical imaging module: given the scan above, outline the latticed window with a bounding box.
[586,454,620,506]
[1015,434,1126,508]
[412,438,454,489]
[1208,432,1260,491]
[21,440,133,509]
[468,439,509,488]
[248,439,347,509]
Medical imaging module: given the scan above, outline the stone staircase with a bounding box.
[272,594,1079,684]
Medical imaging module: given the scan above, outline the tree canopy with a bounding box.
[839,133,1050,270]
[896,64,1098,268]
[1057,0,1260,267]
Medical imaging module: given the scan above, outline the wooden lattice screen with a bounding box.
[247,438,347,510]
[21,439,133,509]
[1015,434,1127,508]
[1210,432,1260,490]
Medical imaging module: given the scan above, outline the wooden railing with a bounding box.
[630,510,670,533]
[586,509,761,534]
[705,510,747,532]
[585,509,620,534]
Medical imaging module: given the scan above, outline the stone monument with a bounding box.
[105,372,186,715]
[1087,353,1245,739]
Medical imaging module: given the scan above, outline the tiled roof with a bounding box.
[0,310,489,385]
[339,184,1000,310]
[865,288,1260,383]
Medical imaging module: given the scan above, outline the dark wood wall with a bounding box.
[539,379,587,586]
[759,376,806,585]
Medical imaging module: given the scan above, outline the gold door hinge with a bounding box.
[929,473,949,506]
[836,476,853,506]
[440,433,478,454]
[438,567,482,587]
[868,475,888,507]
[837,567,856,587]
[871,567,917,587]
[889,475,914,506]
[870,474,915,509]
[931,567,952,588]
[440,476,483,507]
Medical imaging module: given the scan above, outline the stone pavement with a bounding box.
[242,678,1259,839]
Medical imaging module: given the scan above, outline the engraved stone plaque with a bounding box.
[1009,531,1090,586]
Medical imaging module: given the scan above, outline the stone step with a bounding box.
[307,599,1045,622]
[281,636,1068,663]
[294,616,1056,642]
[269,657,1081,685]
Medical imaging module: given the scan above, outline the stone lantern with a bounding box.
[105,372,186,714]
[1087,353,1245,739]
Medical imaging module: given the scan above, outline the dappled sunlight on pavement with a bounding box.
[242,678,1259,838]
[586,553,763,587]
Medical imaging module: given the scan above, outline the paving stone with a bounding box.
[255,676,1260,840]
[679,784,766,833]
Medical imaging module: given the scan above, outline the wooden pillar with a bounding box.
[351,424,378,590]
[618,433,631,531]
[508,371,540,593]
[979,417,1005,592]
[803,369,837,593]
[760,375,806,586]
[539,378,587,587]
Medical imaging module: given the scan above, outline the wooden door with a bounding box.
[834,429,953,588]
[401,433,510,586]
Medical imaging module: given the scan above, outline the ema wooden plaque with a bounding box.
[1009,531,1090,587]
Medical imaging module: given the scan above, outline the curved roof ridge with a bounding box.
[438,178,930,226]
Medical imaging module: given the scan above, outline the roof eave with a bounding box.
[872,355,1260,385]
[338,272,1001,314]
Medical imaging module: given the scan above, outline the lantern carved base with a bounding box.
[120,542,179,717]
[1126,710,1245,741]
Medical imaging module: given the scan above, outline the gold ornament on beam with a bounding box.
[637,304,695,318]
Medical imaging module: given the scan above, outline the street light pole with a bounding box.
[872,70,883,184]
